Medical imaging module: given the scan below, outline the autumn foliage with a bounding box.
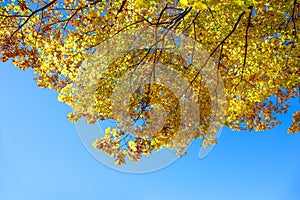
[0,0,299,164]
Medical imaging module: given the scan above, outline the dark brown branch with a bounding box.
[190,10,246,86]
[9,0,57,40]
[209,10,246,58]
[171,10,246,102]
[183,10,200,33]
[168,6,192,30]
[62,7,81,30]
[157,3,170,23]
[234,7,253,91]
[243,7,253,67]
[62,0,103,30]
[291,0,298,37]
[115,0,127,19]
[189,13,199,68]
[207,6,219,30]
[218,43,224,70]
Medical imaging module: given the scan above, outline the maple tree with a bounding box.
[0,0,299,165]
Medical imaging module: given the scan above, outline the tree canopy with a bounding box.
[0,0,299,165]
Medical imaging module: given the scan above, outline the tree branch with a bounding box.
[291,0,298,38]
[234,7,253,91]
[190,10,246,86]
[243,7,253,67]
[9,0,57,40]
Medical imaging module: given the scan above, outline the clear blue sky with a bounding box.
[0,61,300,200]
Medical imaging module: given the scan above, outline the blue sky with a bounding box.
[0,61,300,200]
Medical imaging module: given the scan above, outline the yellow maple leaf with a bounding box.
[180,0,189,6]
[193,2,207,10]
[128,141,137,151]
